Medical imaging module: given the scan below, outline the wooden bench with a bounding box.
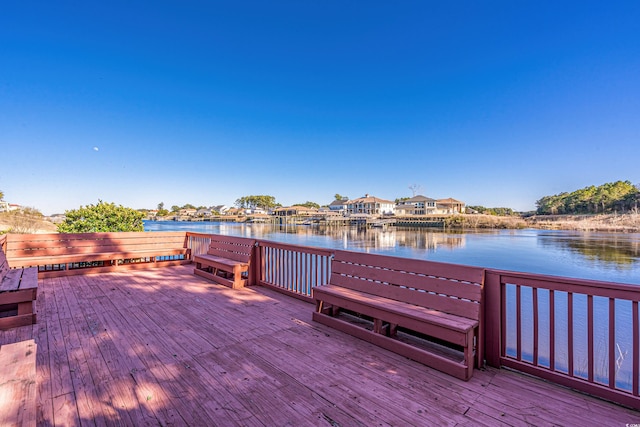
[0,242,38,330]
[5,232,191,277]
[0,339,37,427]
[312,250,484,381]
[193,235,256,289]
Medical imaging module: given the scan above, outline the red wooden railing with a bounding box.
[484,270,640,410]
[253,240,333,303]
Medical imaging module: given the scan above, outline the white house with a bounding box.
[395,195,438,215]
[328,198,349,215]
[346,194,395,216]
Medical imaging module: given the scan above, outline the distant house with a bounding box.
[0,201,9,212]
[196,208,212,217]
[179,208,198,217]
[211,205,229,215]
[224,207,243,216]
[436,198,466,214]
[328,198,349,215]
[274,206,318,217]
[347,194,395,216]
[395,195,437,215]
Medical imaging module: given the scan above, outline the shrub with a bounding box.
[57,201,144,233]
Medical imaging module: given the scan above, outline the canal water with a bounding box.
[145,220,640,389]
[144,220,640,285]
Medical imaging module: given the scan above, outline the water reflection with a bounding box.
[238,223,466,251]
[538,231,640,269]
[144,221,640,284]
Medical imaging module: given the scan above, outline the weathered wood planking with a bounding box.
[0,339,37,427]
[0,265,636,426]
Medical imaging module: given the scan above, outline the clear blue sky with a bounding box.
[1,1,639,215]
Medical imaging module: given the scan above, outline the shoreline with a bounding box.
[2,213,639,234]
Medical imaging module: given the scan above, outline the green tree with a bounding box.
[235,195,278,210]
[0,190,4,200]
[536,181,638,215]
[57,201,145,233]
[334,194,348,201]
[157,202,165,211]
[296,201,320,209]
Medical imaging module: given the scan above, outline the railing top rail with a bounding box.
[8,231,188,243]
[487,268,640,299]
[256,239,335,257]
[185,232,217,239]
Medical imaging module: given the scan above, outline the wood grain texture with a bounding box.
[0,265,636,426]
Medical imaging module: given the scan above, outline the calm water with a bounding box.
[144,220,640,285]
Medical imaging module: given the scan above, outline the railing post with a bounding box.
[484,270,502,368]
[249,241,261,287]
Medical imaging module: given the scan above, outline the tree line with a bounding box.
[536,181,639,215]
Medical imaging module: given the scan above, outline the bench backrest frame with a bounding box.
[206,235,257,263]
[6,232,189,259]
[330,250,484,320]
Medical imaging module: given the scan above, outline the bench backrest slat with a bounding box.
[207,236,256,263]
[330,250,484,320]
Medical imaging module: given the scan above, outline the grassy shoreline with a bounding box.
[445,213,640,233]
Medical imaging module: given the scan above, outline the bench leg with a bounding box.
[389,323,398,337]
[464,329,475,380]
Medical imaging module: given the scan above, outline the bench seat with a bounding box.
[1,243,38,330]
[314,284,478,344]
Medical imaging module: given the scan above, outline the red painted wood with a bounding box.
[635,301,639,396]
[0,339,37,427]
[587,295,595,382]
[1,265,638,424]
[550,289,556,371]
[516,284,522,361]
[568,292,574,377]
[533,287,539,366]
[609,297,615,389]
[193,236,256,289]
[313,249,484,380]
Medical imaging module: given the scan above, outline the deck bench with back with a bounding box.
[312,250,485,381]
[193,235,257,289]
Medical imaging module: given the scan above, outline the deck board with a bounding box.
[1,264,638,426]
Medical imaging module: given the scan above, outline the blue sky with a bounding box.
[1,1,639,215]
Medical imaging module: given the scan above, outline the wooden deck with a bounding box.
[1,265,638,426]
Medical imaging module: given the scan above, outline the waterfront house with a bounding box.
[436,198,466,214]
[328,198,349,215]
[395,195,438,215]
[196,208,213,217]
[274,206,318,217]
[347,194,395,215]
